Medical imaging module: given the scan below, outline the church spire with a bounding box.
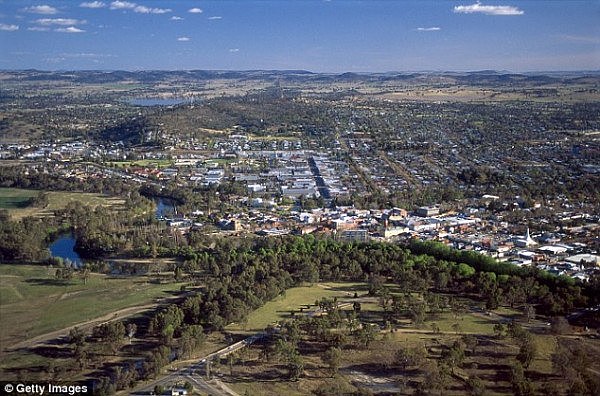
[525,227,536,246]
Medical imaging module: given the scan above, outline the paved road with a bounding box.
[129,333,266,396]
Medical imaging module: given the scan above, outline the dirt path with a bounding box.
[6,303,156,352]
[213,379,241,396]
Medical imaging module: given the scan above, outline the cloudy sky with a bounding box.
[0,0,598,72]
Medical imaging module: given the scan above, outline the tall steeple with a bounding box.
[525,227,536,246]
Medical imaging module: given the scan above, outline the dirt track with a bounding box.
[5,303,156,352]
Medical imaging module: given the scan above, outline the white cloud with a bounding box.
[188,8,203,14]
[109,2,170,13]
[134,5,171,14]
[208,16,222,20]
[417,27,441,31]
[177,36,190,41]
[110,1,136,10]
[35,18,86,26]
[0,23,19,31]
[23,5,59,15]
[170,16,183,20]
[55,26,85,33]
[229,48,239,52]
[80,1,106,8]
[28,26,50,31]
[453,2,524,16]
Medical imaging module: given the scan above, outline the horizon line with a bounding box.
[2,68,600,75]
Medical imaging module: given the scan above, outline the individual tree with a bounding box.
[80,266,91,285]
[451,322,462,335]
[288,353,304,381]
[394,343,426,370]
[516,335,537,369]
[179,324,205,358]
[126,323,137,344]
[493,323,506,339]
[550,316,570,335]
[422,360,450,395]
[523,304,535,323]
[354,323,376,348]
[467,375,486,396]
[0,209,10,222]
[409,302,427,326]
[510,361,534,396]
[275,338,304,380]
[442,339,466,374]
[323,346,342,377]
[93,321,126,353]
[68,327,86,348]
[461,334,478,355]
[153,385,164,395]
[227,352,237,376]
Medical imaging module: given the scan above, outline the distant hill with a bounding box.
[1,69,598,86]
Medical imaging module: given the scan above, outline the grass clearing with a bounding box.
[227,282,365,332]
[0,264,183,351]
[0,188,124,220]
[428,311,497,335]
[529,334,557,373]
[0,188,37,209]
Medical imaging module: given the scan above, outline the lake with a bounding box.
[128,98,189,107]
[49,234,83,267]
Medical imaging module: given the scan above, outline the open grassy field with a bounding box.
[0,188,124,220]
[0,264,183,351]
[227,282,365,332]
[0,188,37,209]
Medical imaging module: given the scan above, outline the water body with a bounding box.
[155,197,176,219]
[49,234,83,267]
[128,97,189,107]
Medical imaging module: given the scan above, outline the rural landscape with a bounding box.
[1,1,599,395]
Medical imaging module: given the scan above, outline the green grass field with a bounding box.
[0,188,37,209]
[0,264,183,349]
[227,282,365,332]
[0,188,124,220]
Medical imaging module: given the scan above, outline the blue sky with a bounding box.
[0,1,598,72]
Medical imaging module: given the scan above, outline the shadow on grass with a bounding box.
[29,345,72,359]
[25,278,76,287]
[228,367,287,382]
